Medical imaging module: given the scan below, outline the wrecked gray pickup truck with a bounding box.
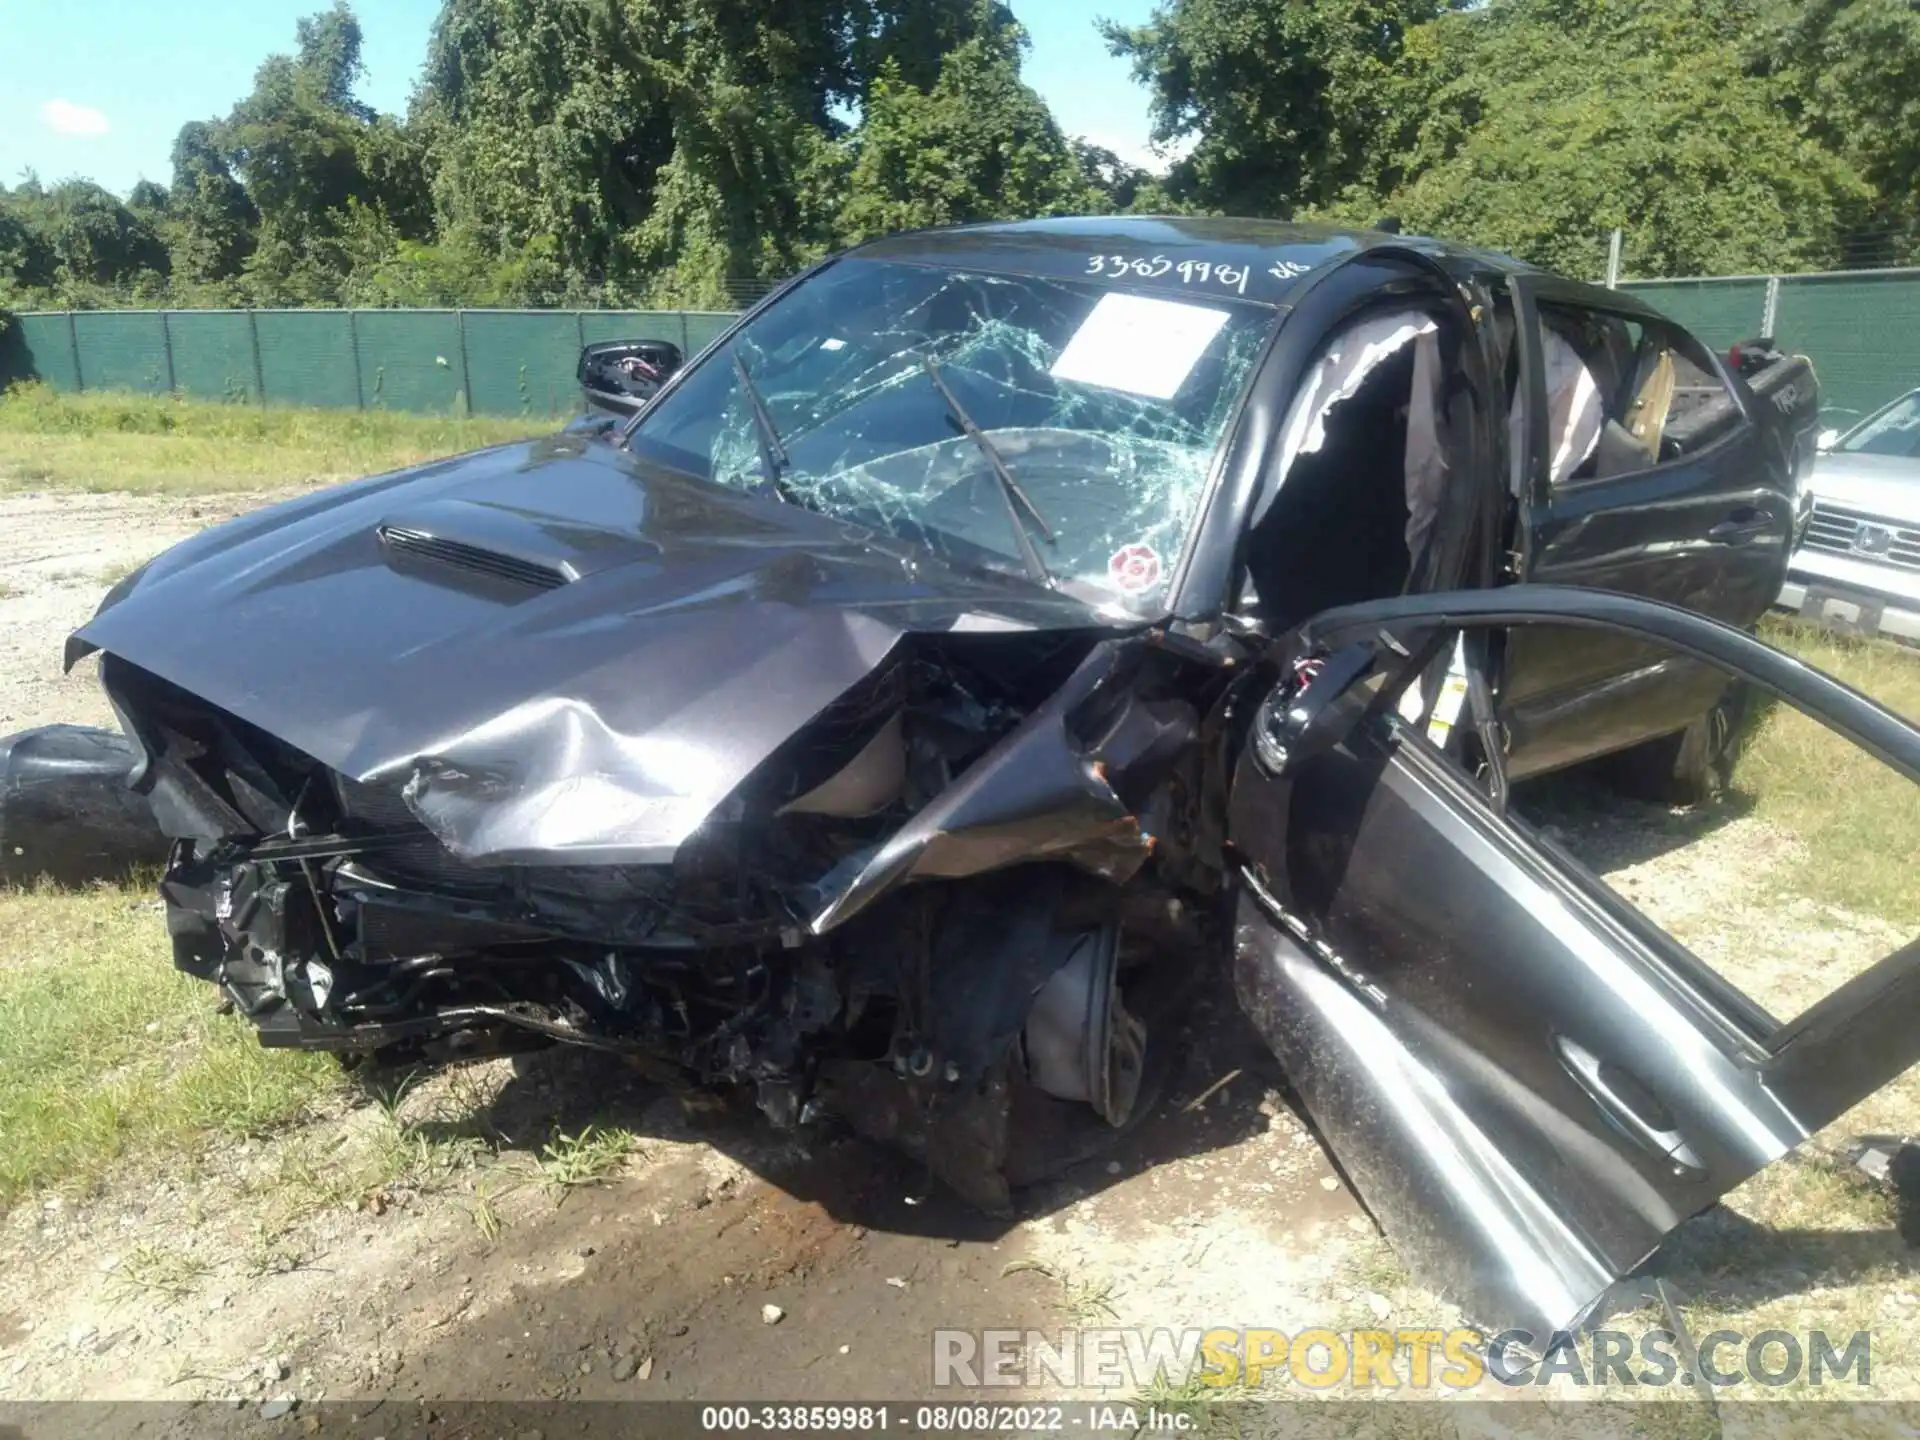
[70,217,1919,1340]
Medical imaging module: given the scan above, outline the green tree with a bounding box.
[0,185,58,299]
[624,0,1028,296]
[837,24,1095,243]
[163,121,259,292]
[6,179,170,300]
[852,0,1018,92]
[343,228,568,306]
[1072,140,1157,214]
[1760,0,1920,264]
[1102,0,1467,217]
[126,180,171,221]
[183,2,432,303]
[1110,0,1878,278]
[1348,1,1869,277]
[419,0,675,284]
[417,0,1037,300]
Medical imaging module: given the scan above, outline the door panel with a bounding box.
[1231,721,1800,1339]
[1505,280,1796,775]
[1229,586,1920,1341]
[1498,650,1726,781]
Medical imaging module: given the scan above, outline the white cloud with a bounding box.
[40,99,110,137]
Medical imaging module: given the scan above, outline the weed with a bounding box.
[365,1068,427,1129]
[241,1230,315,1279]
[465,1179,517,1242]
[536,1124,640,1195]
[89,559,145,589]
[1061,1272,1121,1326]
[1000,1259,1121,1325]
[1130,1368,1251,1436]
[107,1242,212,1303]
[1346,1237,1408,1300]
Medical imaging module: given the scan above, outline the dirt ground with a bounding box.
[1,486,1916,1419]
[0,489,298,733]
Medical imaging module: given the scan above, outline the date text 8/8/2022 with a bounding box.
[698,1404,1195,1432]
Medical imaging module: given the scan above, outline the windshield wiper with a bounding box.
[731,350,792,500]
[920,354,1055,587]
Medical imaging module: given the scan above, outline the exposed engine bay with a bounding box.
[103,630,1237,1212]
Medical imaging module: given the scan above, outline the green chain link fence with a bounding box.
[0,308,738,419]
[1621,270,1920,427]
[2,275,1913,428]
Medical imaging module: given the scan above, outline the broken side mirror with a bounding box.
[1250,643,1378,777]
[579,340,686,419]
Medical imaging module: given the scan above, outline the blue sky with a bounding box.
[0,0,1167,198]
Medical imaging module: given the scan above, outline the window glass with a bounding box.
[1839,391,1920,458]
[1535,304,1741,485]
[629,257,1273,610]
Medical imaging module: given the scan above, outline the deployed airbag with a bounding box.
[1261,308,1451,563]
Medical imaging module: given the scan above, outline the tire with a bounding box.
[1602,682,1749,805]
[1001,1017,1179,1189]
[0,724,169,887]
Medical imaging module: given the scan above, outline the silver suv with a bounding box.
[1779,387,1920,643]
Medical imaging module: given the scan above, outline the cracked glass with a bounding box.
[627,258,1274,610]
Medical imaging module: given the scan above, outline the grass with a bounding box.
[1739,618,1920,929]
[1000,1259,1123,1325]
[464,1181,511,1243]
[0,882,345,1206]
[0,871,592,1222]
[535,1123,641,1196]
[1130,1369,1252,1435]
[0,382,550,496]
[106,1241,214,1303]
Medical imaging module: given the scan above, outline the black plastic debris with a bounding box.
[0,724,167,887]
[1847,1134,1920,1246]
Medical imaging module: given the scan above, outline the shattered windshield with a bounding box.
[626,257,1273,609]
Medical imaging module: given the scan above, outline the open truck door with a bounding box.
[1227,585,1920,1341]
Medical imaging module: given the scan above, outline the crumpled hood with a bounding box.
[1808,451,1920,521]
[71,435,1105,863]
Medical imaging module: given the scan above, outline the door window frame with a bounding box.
[1175,246,1509,626]
[1269,584,1920,1061]
[1510,276,1756,506]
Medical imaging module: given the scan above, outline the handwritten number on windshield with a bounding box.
[1084,253,1249,294]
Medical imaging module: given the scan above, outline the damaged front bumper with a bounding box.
[106,627,1229,1213]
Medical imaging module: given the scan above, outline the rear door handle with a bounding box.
[1556,1035,1707,1178]
[1707,509,1773,545]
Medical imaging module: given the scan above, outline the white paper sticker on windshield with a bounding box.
[1050,292,1232,401]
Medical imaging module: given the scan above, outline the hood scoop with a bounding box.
[375,496,665,594]
[377,524,570,591]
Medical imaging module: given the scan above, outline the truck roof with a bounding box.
[850,214,1539,306]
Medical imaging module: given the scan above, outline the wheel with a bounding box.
[1601,682,1750,805]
